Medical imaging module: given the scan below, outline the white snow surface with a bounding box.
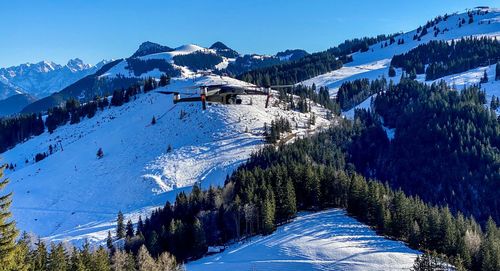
[301,8,500,97]
[0,75,330,244]
[187,209,419,271]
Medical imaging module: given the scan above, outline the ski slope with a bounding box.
[0,75,330,244]
[301,8,500,97]
[187,209,419,271]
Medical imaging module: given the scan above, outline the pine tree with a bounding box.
[91,246,110,271]
[159,74,170,87]
[261,186,276,234]
[389,66,396,77]
[80,240,93,270]
[0,165,18,268]
[136,245,157,271]
[33,239,48,271]
[136,216,144,236]
[47,243,68,271]
[490,96,500,111]
[480,70,489,83]
[111,250,135,271]
[156,251,180,271]
[411,252,447,271]
[97,148,104,159]
[496,62,500,80]
[13,232,31,271]
[480,217,500,271]
[191,218,207,258]
[116,211,125,239]
[126,220,134,238]
[106,231,114,251]
[69,248,86,271]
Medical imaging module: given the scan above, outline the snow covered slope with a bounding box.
[0,75,330,243]
[301,8,500,97]
[187,209,419,271]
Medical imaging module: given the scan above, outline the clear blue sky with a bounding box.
[0,0,497,67]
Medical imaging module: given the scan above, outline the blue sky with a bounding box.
[0,0,497,67]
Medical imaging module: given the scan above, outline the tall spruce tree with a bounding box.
[111,250,135,271]
[116,211,125,239]
[91,246,110,271]
[261,185,276,234]
[126,220,134,238]
[33,239,48,271]
[0,165,18,268]
[496,61,500,80]
[69,247,86,271]
[47,243,68,271]
[191,218,207,258]
[136,245,157,271]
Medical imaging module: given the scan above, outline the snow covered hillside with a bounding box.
[0,75,330,243]
[301,8,500,97]
[187,209,419,271]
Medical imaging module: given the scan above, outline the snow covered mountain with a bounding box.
[1,75,330,244]
[0,59,107,101]
[301,7,500,106]
[100,42,308,80]
[20,42,308,114]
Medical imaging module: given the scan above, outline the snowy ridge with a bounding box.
[1,75,330,244]
[187,209,419,271]
[301,8,500,97]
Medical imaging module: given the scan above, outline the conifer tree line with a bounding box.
[391,37,500,80]
[336,77,388,111]
[0,75,171,155]
[287,84,339,113]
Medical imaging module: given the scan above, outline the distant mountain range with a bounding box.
[0,58,107,100]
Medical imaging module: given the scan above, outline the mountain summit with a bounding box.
[210,41,240,58]
[131,41,174,58]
